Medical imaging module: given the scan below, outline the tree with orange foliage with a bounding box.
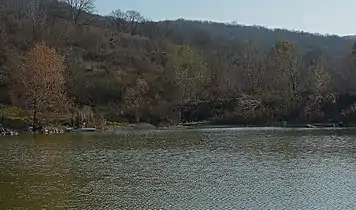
[10,42,70,130]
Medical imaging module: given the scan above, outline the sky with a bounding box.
[96,0,356,36]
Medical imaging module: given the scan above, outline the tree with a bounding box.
[27,0,49,40]
[343,42,356,93]
[10,42,70,129]
[169,44,210,104]
[163,44,210,120]
[308,57,329,94]
[302,56,331,121]
[110,9,145,34]
[60,0,95,25]
[124,78,150,123]
[236,41,265,93]
[267,40,301,114]
[329,42,356,94]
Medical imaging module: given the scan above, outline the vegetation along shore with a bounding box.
[1,0,356,135]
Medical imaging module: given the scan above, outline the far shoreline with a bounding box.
[2,120,356,137]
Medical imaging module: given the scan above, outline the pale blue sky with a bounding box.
[96,0,355,36]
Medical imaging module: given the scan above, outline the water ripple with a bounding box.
[1,128,356,209]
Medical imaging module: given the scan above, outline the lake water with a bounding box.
[1,128,356,209]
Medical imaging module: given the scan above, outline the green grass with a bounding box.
[0,106,31,118]
[0,106,131,129]
[0,106,32,128]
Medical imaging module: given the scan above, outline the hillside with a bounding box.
[148,19,352,56]
[1,0,356,126]
[344,35,356,40]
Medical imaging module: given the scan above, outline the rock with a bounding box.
[41,126,65,135]
[0,127,19,136]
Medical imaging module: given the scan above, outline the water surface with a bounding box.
[1,128,356,209]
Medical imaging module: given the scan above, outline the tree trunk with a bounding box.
[32,107,38,132]
[135,109,140,123]
[33,109,36,130]
[177,105,182,122]
[33,99,37,131]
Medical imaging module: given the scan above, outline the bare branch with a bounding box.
[60,0,95,25]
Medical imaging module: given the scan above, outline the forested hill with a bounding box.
[148,19,352,56]
[1,0,356,126]
[344,35,356,41]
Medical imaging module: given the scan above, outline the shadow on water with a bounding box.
[1,128,356,209]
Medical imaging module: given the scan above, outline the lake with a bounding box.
[1,127,356,209]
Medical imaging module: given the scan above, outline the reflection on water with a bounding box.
[1,128,356,209]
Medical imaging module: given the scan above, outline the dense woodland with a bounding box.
[1,0,356,127]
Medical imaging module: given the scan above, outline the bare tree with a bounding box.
[26,0,50,40]
[124,78,150,123]
[303,56,336,121]
[172,44,210,105]
[10,42,70,129]
[267,40,301,113]
[110,9,145,34]
[308,57,329,94]
[60,0,95,25]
